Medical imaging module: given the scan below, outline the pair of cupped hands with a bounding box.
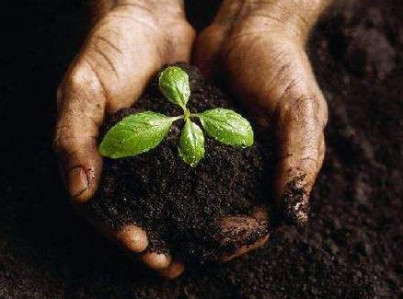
[54,0,330,279]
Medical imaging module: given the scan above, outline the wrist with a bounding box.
[239,0,333,43]
[117,0,184,13]
[89,0,185,20]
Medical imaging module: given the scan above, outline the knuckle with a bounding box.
[56,62,106,118]
[290,95,316,114]
[66,65,93,91]
[280,94,328,128]
[63,62,105,100]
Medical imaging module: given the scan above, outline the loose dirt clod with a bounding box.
[280,174,310,226]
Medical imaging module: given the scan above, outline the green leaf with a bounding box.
[159,66,190,109]
[179,120,205,167]
[99,111,177,159]
[198,108,254,147]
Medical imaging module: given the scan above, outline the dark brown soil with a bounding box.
[0,0,402,298]
[86,64,273,262]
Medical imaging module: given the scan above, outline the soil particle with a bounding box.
[279,174,310,226]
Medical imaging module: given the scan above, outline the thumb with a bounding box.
[274,94,327,226]
[193,0,243,78]
[193,24,227,80]
[271,50,328,226]
[54,63,106,203]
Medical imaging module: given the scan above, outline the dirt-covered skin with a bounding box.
[86,64,273,262]
[0,0,402,298]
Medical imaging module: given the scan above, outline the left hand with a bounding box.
[54,0,196,279]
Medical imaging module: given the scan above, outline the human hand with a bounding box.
[195,0,331,249]
[54,0,195,279]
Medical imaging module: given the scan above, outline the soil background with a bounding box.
[0,0,402,298]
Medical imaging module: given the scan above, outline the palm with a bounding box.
[59,7,194,113]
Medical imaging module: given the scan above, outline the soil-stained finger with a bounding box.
[274,94,328,226]
[221,234,269,263]
[219,209,269,261]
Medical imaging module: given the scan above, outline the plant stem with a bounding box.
[172,115,184,122]
[183,109,191,121]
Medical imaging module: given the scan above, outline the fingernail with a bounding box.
[67,167,89,201]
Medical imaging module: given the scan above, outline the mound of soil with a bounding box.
[86,64,273,262]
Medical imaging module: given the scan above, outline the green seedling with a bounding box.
[99,66,254,167]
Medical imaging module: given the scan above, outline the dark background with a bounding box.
[0,0,402,298]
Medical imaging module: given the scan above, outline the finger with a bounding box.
[98,222,174,272]
[116,224,148,253]
[83,216,177,278]
[140,251,172,271]
[275,94,327,226]
[221,234,269,263]
[193,24,227,79]
[79,210,150,254]
[219,208,269,262]
[159,260,185,280]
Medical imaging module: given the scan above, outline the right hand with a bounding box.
[53,0,195,279]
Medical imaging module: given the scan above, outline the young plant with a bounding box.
[99,66,254,167]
